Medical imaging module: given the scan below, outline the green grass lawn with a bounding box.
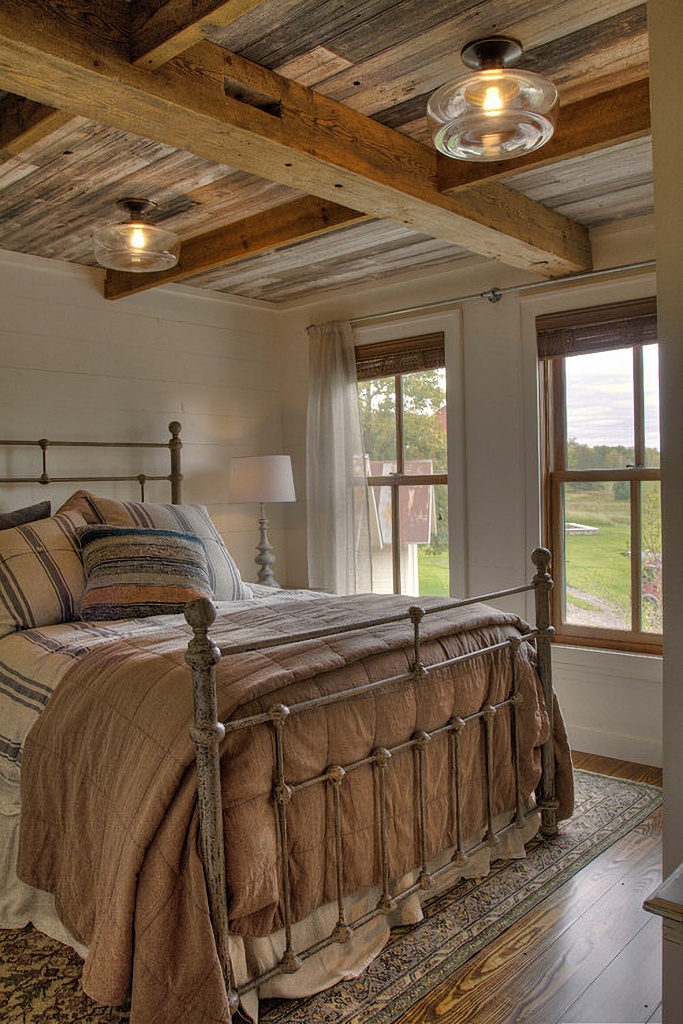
[418,549,450,596]
[415,484,662,630]
[561,483,662,630]
[565,488,632,616]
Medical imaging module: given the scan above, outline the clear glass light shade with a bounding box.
[93,220,180,273]
[427,68,558,161]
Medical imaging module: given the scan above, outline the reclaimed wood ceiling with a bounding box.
[0,1,651,304]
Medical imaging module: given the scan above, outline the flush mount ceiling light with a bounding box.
[427,36,558,162]
[93,198,181,273]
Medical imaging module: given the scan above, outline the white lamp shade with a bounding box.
[229,455,296,504]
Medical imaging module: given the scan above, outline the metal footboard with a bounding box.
[185,547,556,1017]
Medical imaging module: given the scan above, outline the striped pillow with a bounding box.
[0,511,88,639]
[73,496,250,601]
[78,525,214,621]
[56,489,104,525]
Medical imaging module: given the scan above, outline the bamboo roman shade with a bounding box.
[355,332,445,380]
[536,297,657,359]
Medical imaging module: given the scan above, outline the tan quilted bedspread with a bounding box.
[18,593,573,1024]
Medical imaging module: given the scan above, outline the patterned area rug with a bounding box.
[0,770,661,1024]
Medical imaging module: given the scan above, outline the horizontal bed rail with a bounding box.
[0,421,183,503]
[185,547,556,1019]
[216,581,538,657]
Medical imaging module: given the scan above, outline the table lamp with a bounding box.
[229,454,296,587]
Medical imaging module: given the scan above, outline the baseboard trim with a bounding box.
[568,724,662,768]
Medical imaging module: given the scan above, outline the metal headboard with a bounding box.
[0,420,183,503]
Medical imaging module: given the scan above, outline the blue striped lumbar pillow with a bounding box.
[59,494,251,602]
[78,525,213,621]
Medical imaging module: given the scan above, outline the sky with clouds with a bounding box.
[565,345,660,451]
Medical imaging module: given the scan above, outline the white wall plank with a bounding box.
[0,250,292,582]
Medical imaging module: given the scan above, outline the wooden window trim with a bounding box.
[538,300,662,655]
[356,332,447,595]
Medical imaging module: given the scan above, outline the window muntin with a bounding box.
[356,336,448,598]
[539,299,661,653]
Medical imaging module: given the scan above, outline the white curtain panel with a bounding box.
[306,320,373,594]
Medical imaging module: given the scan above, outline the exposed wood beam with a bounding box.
[0,7,592,280]
[437,78,651,193]
[104,195,370,298]
[0,1,264,165]
[105,78,649,298]
[0,95,73,159]
[129,0,268,70]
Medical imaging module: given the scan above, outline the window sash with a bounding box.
[356,333,447,596]
[548,471,661,650]
[538,304,661,654]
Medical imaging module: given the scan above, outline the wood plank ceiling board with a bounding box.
[508,138,654,227]
[237,2,648,117]
[0,112,305,265]
[180,221,475,303]
[0,120,230,258]
[0,0,656,303]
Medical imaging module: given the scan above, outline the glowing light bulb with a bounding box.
[483,85,503,112]
[131,226,146,250]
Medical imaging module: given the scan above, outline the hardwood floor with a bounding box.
[398,752,663,1024]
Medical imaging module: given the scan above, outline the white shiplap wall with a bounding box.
[0,249,289,585]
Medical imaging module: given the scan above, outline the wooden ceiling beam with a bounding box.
[104,195,370,299]
[129,0,268,70]
[0,1,263,166]
[104,74,650,299]
[437,78,651,193]
[0,13,592,280]
[0,95,73,159]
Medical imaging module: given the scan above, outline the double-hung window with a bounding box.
[538,297,661,653]
[355,333,448,597]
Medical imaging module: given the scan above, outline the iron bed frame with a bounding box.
[184,547,558,1017]
[0,421,560,1020]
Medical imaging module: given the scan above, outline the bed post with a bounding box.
[168,421,183,504]
[185,597,238,1019]
[531,547,559,837]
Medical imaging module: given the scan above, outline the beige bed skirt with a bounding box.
[2,795,538,1022]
